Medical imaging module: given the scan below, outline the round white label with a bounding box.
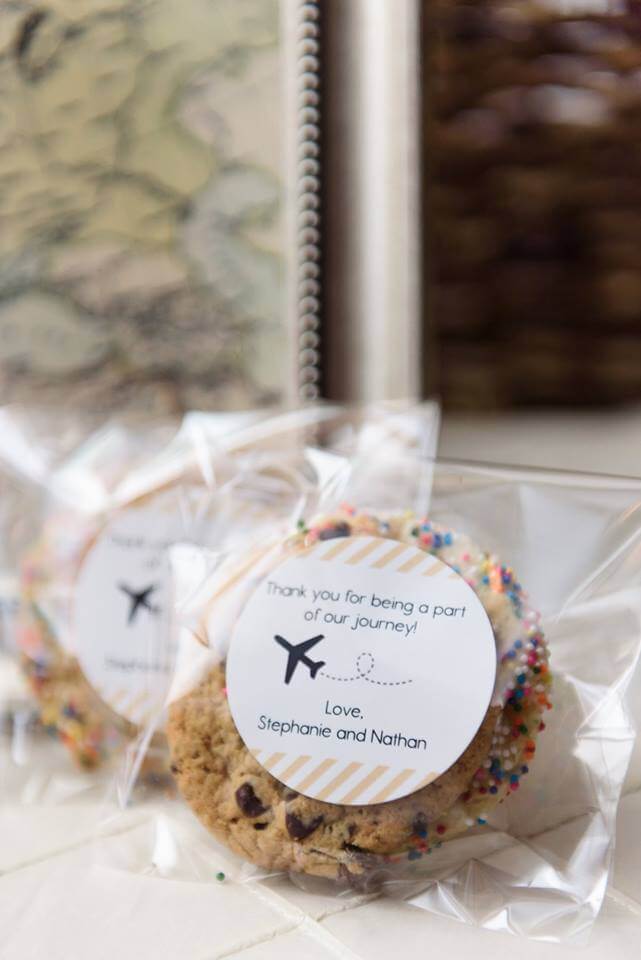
[227,535,497,805]
[74,503,183,726]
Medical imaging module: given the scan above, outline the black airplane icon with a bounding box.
[274,634,325,684]
[118,582,160,624]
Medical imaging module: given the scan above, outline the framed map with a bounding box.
[0,0,320,412]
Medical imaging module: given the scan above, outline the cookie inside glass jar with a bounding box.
[167,508,552,880]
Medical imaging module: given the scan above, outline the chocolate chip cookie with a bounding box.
[167,508,551,880]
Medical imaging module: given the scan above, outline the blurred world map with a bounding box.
[0,0,286,412]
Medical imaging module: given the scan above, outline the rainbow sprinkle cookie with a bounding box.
[19,610,128,770]
[19,513,126,769]
[167,508,551,882]
[18,499,177,775]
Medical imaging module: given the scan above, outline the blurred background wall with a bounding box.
[0,0,288,414]
[423,0,641,410]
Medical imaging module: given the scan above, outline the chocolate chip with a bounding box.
[412,813,428,836]
[235,783,268,817]
[284,790,299,801]
[170,764,180,774]
[342,842,366,853]
[285,812,324,840]
[318,522,351,541]
[253,823,268,831]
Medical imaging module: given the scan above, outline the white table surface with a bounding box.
[2,411,641,958]
[0,758,639,960]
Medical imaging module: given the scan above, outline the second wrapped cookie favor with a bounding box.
[12,408,330,772]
